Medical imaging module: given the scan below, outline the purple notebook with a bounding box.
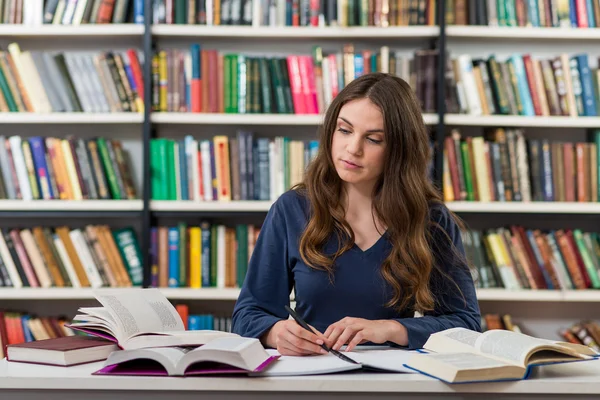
[92,355,279,377]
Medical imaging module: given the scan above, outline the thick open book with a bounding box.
[67,289,237,350]
[404,327,599,383]
[93,337,277,376]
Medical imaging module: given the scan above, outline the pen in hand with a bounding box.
[284,305,358,364]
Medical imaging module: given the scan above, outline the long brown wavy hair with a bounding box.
[296,73,464,314]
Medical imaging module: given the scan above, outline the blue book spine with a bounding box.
[570,0,577,26]
[527,0,540,26]
[208,315,214,330]
[28,137,53,199]
[21,316,34,342]
[586,0,596,26]
[257,138,270,201]
[354,55,364,78]
[510,55,535,116]
[209,142,218,200]
[540,140,554,201]
[134,0,144,24]
[575,54,598,116]
[200,222,211,287]
[167,227,180,287]
[188,315,200,330]
[309,140,319,161]
[179,140,189,200]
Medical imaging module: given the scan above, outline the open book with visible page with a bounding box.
[404,327,599,384]
[93,337,278,376]
[67,289,237,350]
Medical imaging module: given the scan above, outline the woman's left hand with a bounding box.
[323,317,406,352]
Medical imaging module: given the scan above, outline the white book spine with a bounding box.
[69,229,103,288]
[72,0,89,24]
[201,140,213,201]
[0,232,22,288]
[53,235,81,288]
[457,54,482,116]
[8,136,33,201]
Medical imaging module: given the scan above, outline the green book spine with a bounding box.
[178,222,187,287]
[150,140,160,200]
[269,58,286,113]
[0,63,17,111]
[175,0,187,23]
[497,0,508,26]
[505,0,517,26]
[236,224,248,287]
[231,54,239,113]
[96,137,121,200]
[113,227,144,286]
[224,55,232,113]
[279,58,294,114]
[574,230,600,289]
[259,58,273,113]
[507,61,524,115]
[460,141,474,201]
[488,57,511,115]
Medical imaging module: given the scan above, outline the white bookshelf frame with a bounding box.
[444,114,600,128]
[446,202,600,214]
[152,25,440,38]
[151,200,272,212]
[0,113,143,124]
[151,113,439,125]
[0,200,143,211]
[0,287,598,302]
[446,26,600,40]
[0,24,144,37]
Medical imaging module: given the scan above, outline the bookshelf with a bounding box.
[2,0,600,343]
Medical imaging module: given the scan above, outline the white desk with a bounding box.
[2,358,600,400]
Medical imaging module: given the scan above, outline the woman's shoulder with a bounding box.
[270,188,311,219]
[427,201,460,238]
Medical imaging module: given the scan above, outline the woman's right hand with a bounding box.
[264,320,330,356]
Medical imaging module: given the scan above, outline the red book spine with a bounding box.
[286,56,306,114]
[126,50,144,102]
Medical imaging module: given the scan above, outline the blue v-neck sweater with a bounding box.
[231,190,481,349]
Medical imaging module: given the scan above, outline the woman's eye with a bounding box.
[337,128,351,134]
[367,138,383,144]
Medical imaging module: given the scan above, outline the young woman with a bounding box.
[231,73,481,356]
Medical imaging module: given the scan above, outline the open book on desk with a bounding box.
[404,327,599,384]
[253,348,417,376]
[93,337,278,376]
[67,288,237,350]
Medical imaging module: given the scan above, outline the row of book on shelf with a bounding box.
[151,44,422,114]
[148,223,258,289]
[0,44,144,113]
[443,129,600,203]
[482,313,600,353]
[448,53,600,117]
[150,133,318,201]
[1,0,144,25]
[463,226,600,291]
[153,0,436,27]
[0,136,137,201]
[0,226,143,289]
[449,0,600,28]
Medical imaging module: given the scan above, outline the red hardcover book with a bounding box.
[7,336,118,367]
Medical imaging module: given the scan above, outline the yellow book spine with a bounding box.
[189,227,202,288]
[61,140,82,200]
[158,51,168,112]
[51,138,73,200]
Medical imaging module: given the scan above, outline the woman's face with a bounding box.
[331,98,387,192]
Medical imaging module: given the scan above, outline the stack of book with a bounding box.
[443,129,600,203]
[151,44,438,114]
[150,133,318,201]
[0,0,145,25]
[149,222,258,288]
[0,136,137,201]
[446,53,600,117]
[463,226,600,291]
[447,0,600,28]
[0,44,144,113]
[152,0,436,27]
[0,225,143,289]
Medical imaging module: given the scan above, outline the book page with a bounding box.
[475,330,568,367]
[253,350,361,376]
[93,289,184,342]
[418,352,511,370]
[423,327,482,354]
[350,349,416,373]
